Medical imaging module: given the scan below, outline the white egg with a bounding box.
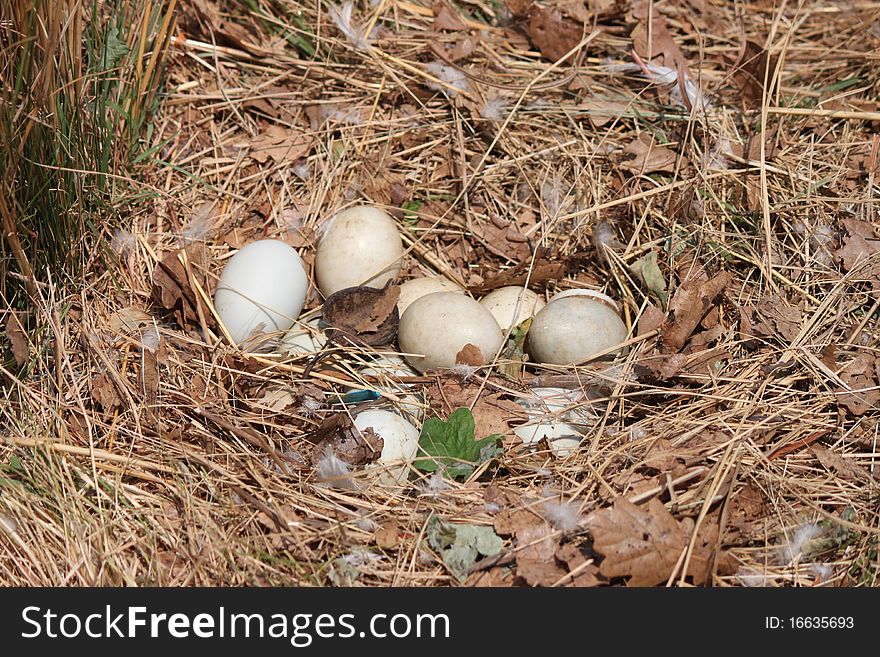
[213,239,308,346]
[397,276,463,315]
[315,205,404,296]
[514,421,582,458]
[398,292,504,372]
[279,316,326,355]
[350,355,425,421]
[550,288,619,312]
[528,296,628,365]
[354,409,420,485]
[479,286,546,331]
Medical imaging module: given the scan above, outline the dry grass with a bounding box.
[2,0,879,586]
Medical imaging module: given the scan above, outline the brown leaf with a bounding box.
[432,0,467,31]
[630,2,688,72]
[5,314,28,367]
[660,271,733,351]
[516,522,568,586]
[507,1,583,62]
[555,543,601,587]
[374,520,402,548]
[152,243,209,329]
[837,353,880,416]
[834,218,880,290]
[590,497,716,586]
[91,372,122,410]
[322,285,400,346]
[620,134,682,174]
[250,123,314,164]
[811,444,876,485]
[638,304,666,334]
[455,343,485,367]
[732,40,781,110]
[310,413,384,467]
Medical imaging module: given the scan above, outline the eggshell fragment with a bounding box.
[214,239,308,345]
[514,421,582,458]
[354,409,420,485]
[528,296,628,364]
[315,206,403,296]
[479,286,546,331]
[397,276,463,315]
[398,292,504,372]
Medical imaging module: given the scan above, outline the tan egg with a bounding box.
[397,276,464,315]
[528,296,628,365]
[315,205,403,296]
[550,288,619,311]
[479,286,546,331]
[398,292,503,372]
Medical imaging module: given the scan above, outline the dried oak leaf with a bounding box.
[432,0,467,31]
[590,497,716,586]
[516,522,568,587]
[732,40,781,111]
[91,372,122,410]
[5,314,29,367]
[555,543,601,587]
[374,520,402,549]
[249,123,314,165]
[322,285,400,346]
[152,243,209,328]
[837,352,880,416]
[630,2,688,71]
[455,343,485,367]
[507,0,583,63]
[660,271,733,351]
[811,444,876,485]
[834,218,880,289]
[742,295,803,343]
[308,413,384,466]
[620,134,682,174]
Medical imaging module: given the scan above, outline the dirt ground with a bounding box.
[2,0,880,586]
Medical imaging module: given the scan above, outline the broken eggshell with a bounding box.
[398,292,504,372]
[315,205,404,297]
[354,409,420,485]
[397,276,464,315]
[213,239,308,346]
[514,387,597,458]
[479,286,546,331]
[528,296,628,365]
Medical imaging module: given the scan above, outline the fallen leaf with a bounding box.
[620,133,682,174]
[152,243,209,328]
[374,520,402,549]
[837,352,880,416]
[638,304,666,334]
[590,497,716,586]
[834,218,880,290]
[108,307,153,334]
[322,285,400,346]
[432,0,467,31]
[308,413,384,466]
[555,543,601,587]
[630,2,688,72]
[5,314,29,367]
[660,271,733,351]
[732,40,781,110]
[629,250,668,303]
[91,372,122,410]
[250,123,314,164]
[811,444,876,485]
[426,517,503,582]
[427,378,518,440]
[515,522,568,586]
[507,0,583,63]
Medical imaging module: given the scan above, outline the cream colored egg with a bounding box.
[397,276,463,315]
[214,239,308,346]
[398,292,503,372]
[550,288,619,312]
[315,205,404,296]
[528,296,628,365]
[355,409,420,485]
[479,286,546,331]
